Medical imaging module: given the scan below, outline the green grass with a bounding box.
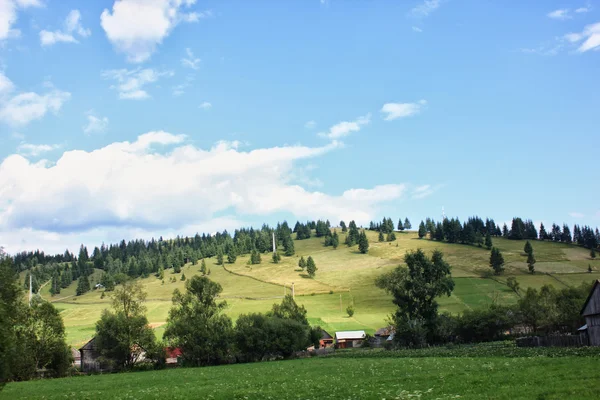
[3,353,600,399]
[49,231,600,346]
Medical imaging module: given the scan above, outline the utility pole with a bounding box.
[292,282,295,299]
[272,232,276,254]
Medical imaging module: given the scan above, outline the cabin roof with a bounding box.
[335,330,366,340]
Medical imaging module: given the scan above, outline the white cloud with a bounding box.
[199,101,212,109]
[17,142,60,157]
[39,9,90,46]
[0,72,70,126]
[565,22,600,52]
[83,111,109,134]
[181,47,200,70]
[547,9,571,20]
[575,6,590,13]
[411,0,441,17]
[101,0,202,63]
[569,212,585,218]
[304,120,316,129]
[411,184,443,199]
[102,67,173,100]
[380,100,427,121]
[412,26,423,33]
[0,132,413,253]
[0,0,43,42]
[318,114,370,139]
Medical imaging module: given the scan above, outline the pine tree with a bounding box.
[200,259,206,275]
[404,218,412,230]
[332,231,339,249]
[524,240,533,255]
[475,232,484,247]
[485,232,493,250]
[340,221,347,233]
[539,223,547,241]
[216,248,224,265]
[227,246,237,264]
[397,219,404,231]
[591,248,597,259]
[489,247,505,275]
[251,249,262,265]
[387,232,396,242]
[378,231,385,242]
[418,221,426,239]
[502,224,509,238]
[272,252,281,264]
[358,231,369,254]
[76,275,90,296]
[181,273,186,281]
[306,256,317,277]
[298,256,306,270]
[527,251,536,274]
[283,235,295,256]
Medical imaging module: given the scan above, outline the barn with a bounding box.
[79,337,109,373]
[319,329,334,348]
[581,279,600,346]
[334,330,366,349]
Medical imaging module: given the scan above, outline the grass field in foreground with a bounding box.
[3,355,600,399]
[44,231,600,346]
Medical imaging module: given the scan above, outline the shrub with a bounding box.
[346,305,355,317]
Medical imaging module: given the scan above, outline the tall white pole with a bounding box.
[272,232,276,254]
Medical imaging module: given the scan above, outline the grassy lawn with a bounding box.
[47,231,600,346]
[3,354,599,399]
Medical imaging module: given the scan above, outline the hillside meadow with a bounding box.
[41,230,600,346]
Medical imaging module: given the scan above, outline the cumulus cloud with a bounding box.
[565,22,600,52]
[0,0,43,41]
[83,111,109,134]
[102,67,173,100]
[0,132,413,252]
[318,114,370,139]
[198,101,212,109]
[16,142,60,157]
[412,26,423,33]
[575,6,590,13]
[547,9,571,20]
[0,72,70,126]
[101,0,204,63]
[181,48,200,70]
[411,0,441,17]
[380,100,427,121]
[39,9,90,46]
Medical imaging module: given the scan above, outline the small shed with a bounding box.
[581,279,600,346]
[335,330,366,349]
[373,327,394,347]
[319,330,334,348]
[79,337,108,373]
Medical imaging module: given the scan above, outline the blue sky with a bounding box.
[0,0,599,253]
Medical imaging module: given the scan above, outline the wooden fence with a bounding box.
[516,334,589,348]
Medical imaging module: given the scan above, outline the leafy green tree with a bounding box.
[506,277,520,295]
[101,273,115,291]
[418,221,427,239]
[268,295,309,324]
[485,232,493,250]
[157,266,165,280]
[298,256,306,270]
[49,273,61,296]
[404,218,412,230]
[332,231,339,249]
[173,263,182,274]
[346,305,355,317]
[358,231,369,254]
[272,252,281,264]
[306,256,317,277]
[524,241,533,255]
[378,231,385,242]
[164,276,233,366]
[95,281,157,371]
[376,249,454,347]
[489,247,505,275]
[527,252,536,274]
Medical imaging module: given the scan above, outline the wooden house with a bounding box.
[334,330,366,349]
[79,337,109,373]
[373,327,394,347]
[581,279,600,346]
[319,330,334,348]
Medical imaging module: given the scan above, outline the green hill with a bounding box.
[45,230,600,346]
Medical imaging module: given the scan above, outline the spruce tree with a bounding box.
[524,241,533,255]
[227,246,237,264]
[387,232,396,242]
[527,252,536,274]
[298,256,306,270]
[418,221,426,239]
[216,248,224,266]
[378,231,385,242]
[76,275,90,296]
[306,256,317,277]
[397,219,404,231]
[272,252,281,264]
[251,249,262,265]
[332,231,339,249]
[340,221,347,232]
[485,232,493,250]
[358,231,369,254]
[283,236,295,256]
[404,218,412,230]
[489,247,505,275]
[200,259,206,275]
[591,248,597,259]
[539,223,547,241]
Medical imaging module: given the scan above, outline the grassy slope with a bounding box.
[3,355,600,400]
[52,230,600,346]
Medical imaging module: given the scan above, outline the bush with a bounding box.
[346,305,355,317]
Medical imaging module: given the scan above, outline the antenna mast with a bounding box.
[442,206,446,221]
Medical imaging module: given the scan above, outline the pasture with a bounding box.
[43,230,600,346]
